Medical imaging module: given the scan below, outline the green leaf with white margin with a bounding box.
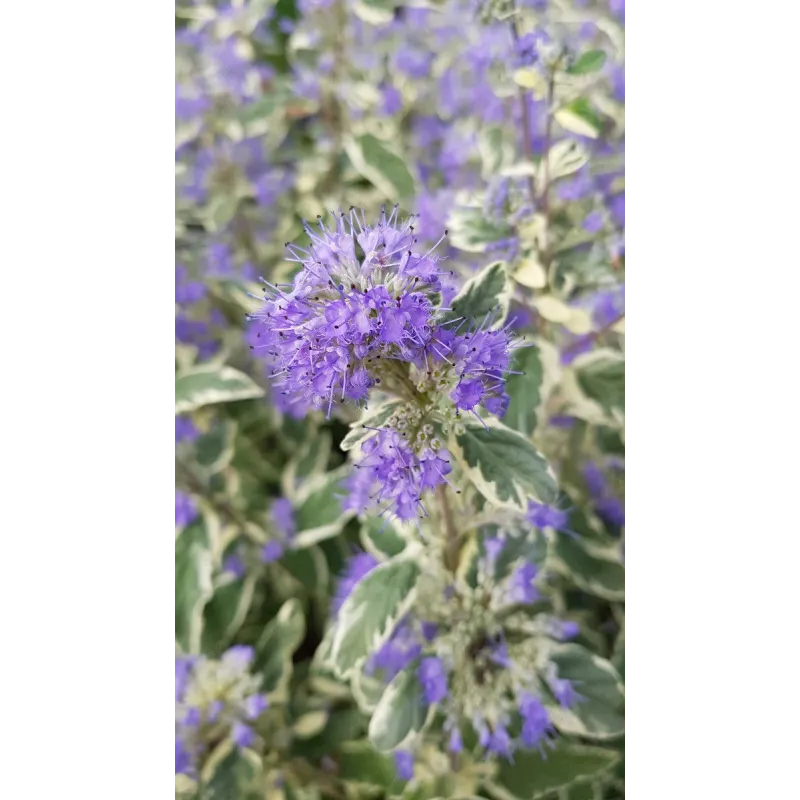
[555,98,604,139]
[447,204,514,253]
[175,518,213,653]
[175,365,264,414]
[450,418,558,512]
[539,139,589,183]
[504,345,543,436]
[368,663,430,751]
[281,430,332,501]
[202,574,257,653]
[439,261,512,329]
[484,739,619,800]
[360,515,407,559]
[194,419,237,477]
[573,349,624,415]
[255,598,306,698]
[548,533,625,601]
[340,400,406,452]
[344,133,417,199]
[337,741,399,787]
[352,669,387,713]
[540,643,624,740]
[293,466,354,548]
[330,553,421,677]
[567,49,607,75]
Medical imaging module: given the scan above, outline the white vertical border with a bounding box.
[1,0,173,794]
[628,2,800,798]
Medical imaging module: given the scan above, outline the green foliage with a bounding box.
[175,365,265,414]
[368,664,430,751]
[440,260,512,329]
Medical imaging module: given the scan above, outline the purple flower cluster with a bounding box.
[345,429,453,522]
[247,207,449,416]
[176,491,198,528]
[175,646,268,776]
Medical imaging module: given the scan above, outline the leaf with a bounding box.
[255,598,306,697]
[542,644,624,740]
[330,555,420,677]
[204,746,260,800]
[567,49,607,75]
[573,350,625,414]
[486,739,619,800]
[548,534,625,601]
[175,518,213,653]
[360,515,407,559]
[512,68,547,97]
[513,257,547,289]
[555,98,604,139]
[293,468,354,548]
[340,400,405,452]
[504,345,543,436]
[440,261,512,329]
[450,419,558,512]
[533,296,593,333]
[447,205,514,253]
[544,140,589,182]
[368,665,430,751]
[202,575,257,653]
[337,741,398,787]
[194,419,237,476]
[175,365,264,414]
[344,133,416,199]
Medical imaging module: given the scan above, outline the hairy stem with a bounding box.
[508,19,537,209]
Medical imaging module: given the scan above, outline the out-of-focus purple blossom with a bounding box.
[261,540,284,563]
[527,500,568,531]
[270,497,296,538]
[596,496,625,527]
[176,491,198,527]
[583,463,608,497]
[244,693,269,720]
[394,750,414,780]
[550,677,579,709]
[333,552,378,615]
[549,415,576,429]
[380,85,403,116]
[222,553,246,579]
[173,739,194,775]
[231,721,254,748]
[368,622,422,680]
[419,657,448,703]
[583,210,604,233]
[507,562,540,604]
[560,335,594,365]
[608,192,625,229]
[519,693,554,750]
[592,284,625,327]
[175,416,200,445]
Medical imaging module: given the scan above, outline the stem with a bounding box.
[539,69,557,267]
[438,485,460,572]
[508,20,537,209]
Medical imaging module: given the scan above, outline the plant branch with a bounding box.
[438,485,461,572]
